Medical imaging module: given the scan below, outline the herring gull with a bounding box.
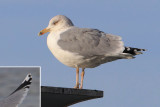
[0,73,32,107]
[38,15,146,89]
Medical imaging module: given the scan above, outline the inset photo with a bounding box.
[0,66,40,107]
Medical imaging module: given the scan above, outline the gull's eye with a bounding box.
[53,21,59,25]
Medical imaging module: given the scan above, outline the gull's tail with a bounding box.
[0,73,32,107]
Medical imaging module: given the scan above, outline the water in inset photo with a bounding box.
[0,66,40,107]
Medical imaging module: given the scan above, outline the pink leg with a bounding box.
[74,67,79,89]
[80,68,85,89]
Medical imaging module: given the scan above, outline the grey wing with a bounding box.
[0,74,32,107]
[58,27,124,57]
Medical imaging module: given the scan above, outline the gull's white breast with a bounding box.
[47,30,85,68]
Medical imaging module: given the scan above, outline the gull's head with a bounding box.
[38,15,74,36]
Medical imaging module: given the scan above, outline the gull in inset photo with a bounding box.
[38,15,146,89]
[0,73,32,107]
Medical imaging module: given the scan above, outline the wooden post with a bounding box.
[41,86,103,107]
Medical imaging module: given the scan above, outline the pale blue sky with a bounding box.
[0,0,160,107]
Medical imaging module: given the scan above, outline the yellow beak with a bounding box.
[38,28,50,36]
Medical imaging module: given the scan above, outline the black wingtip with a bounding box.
[123,47,146,55]
[9,73,32,95]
